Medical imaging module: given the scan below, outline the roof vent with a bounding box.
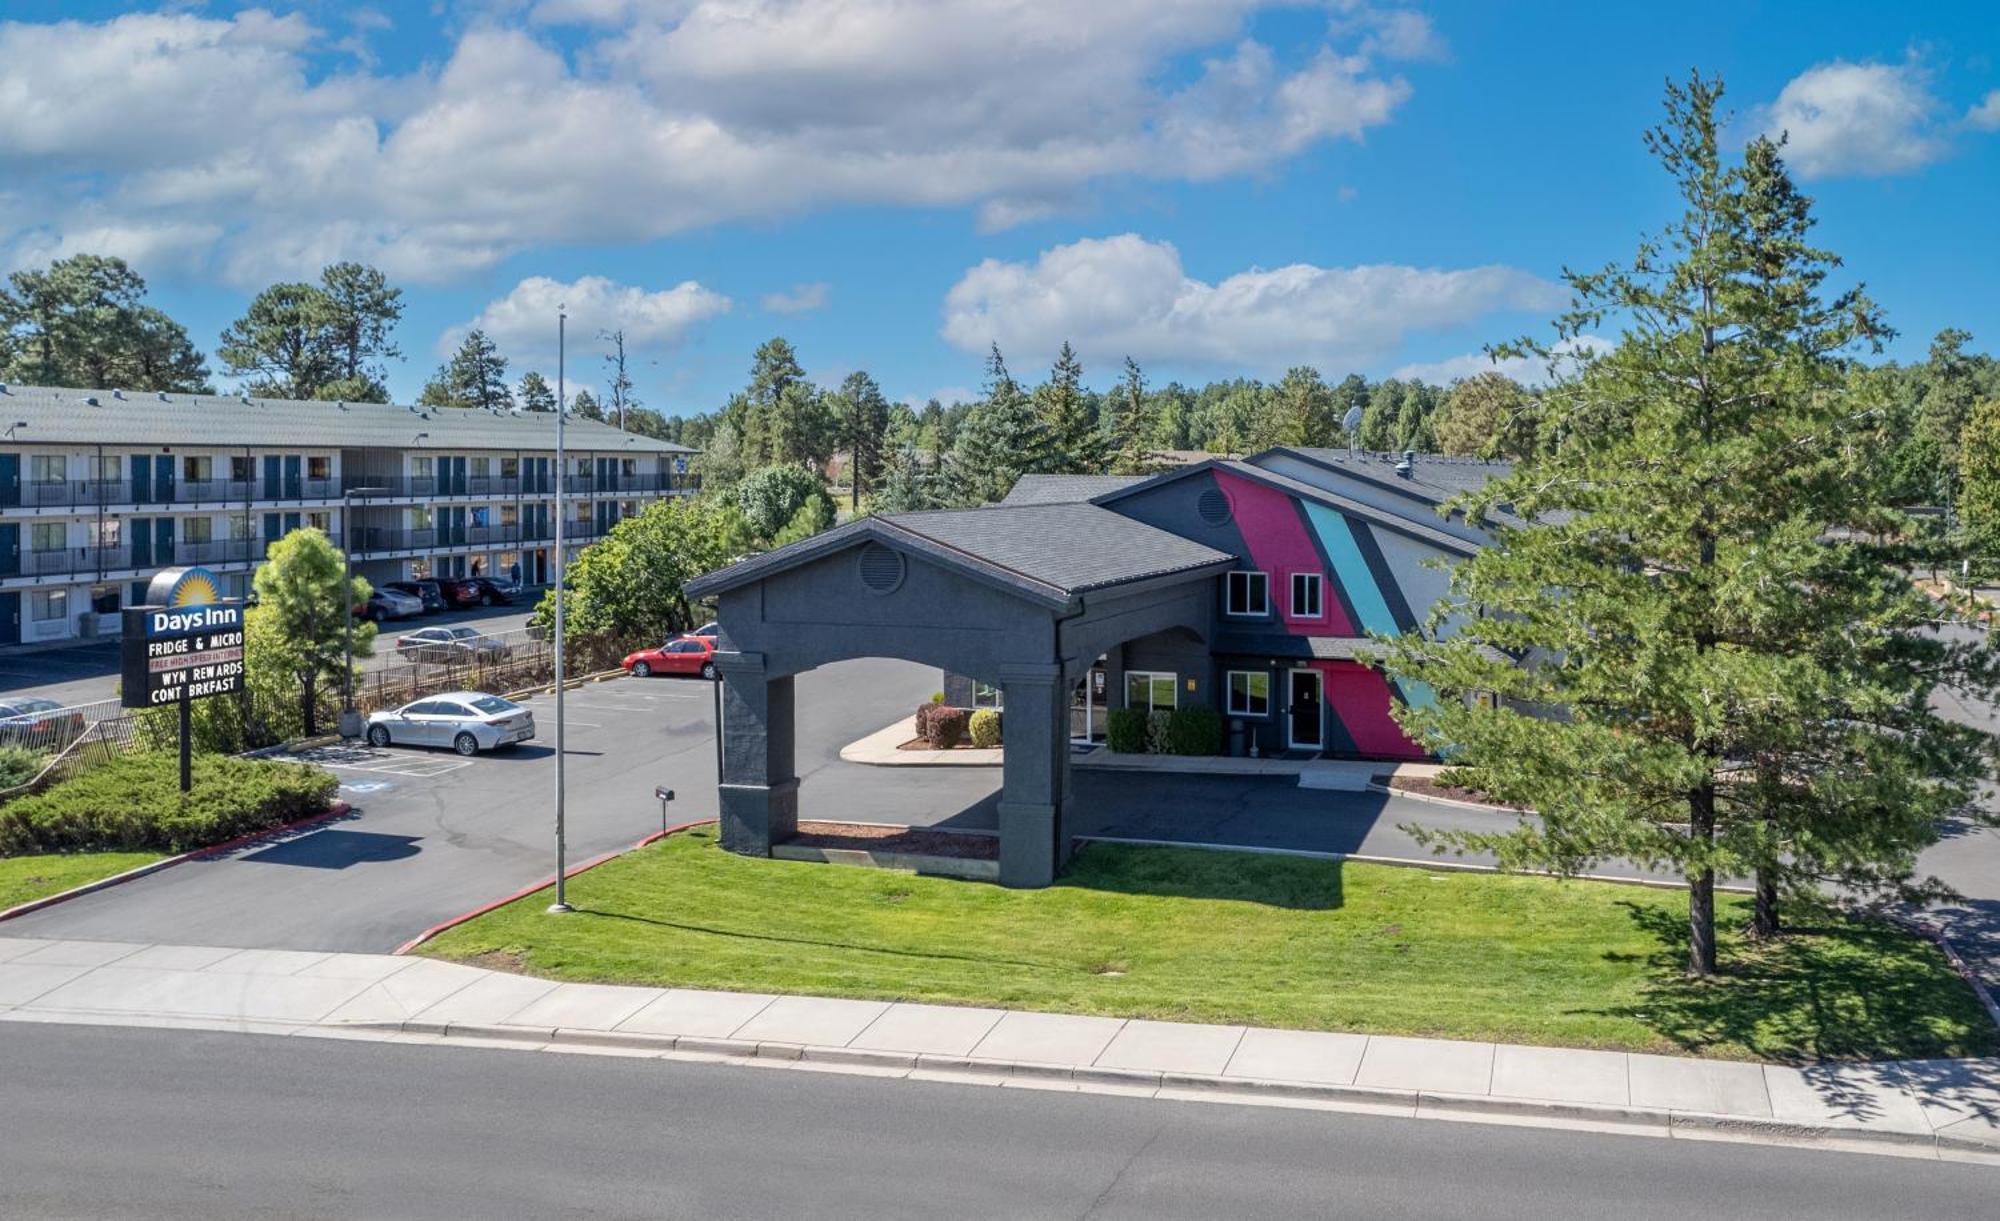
[84,395,100,407]
[112,389,125,400]
[157,391,169,401]
[1196,486,1234,527]
[1395,449,1414,479]
[857,543,906,595]
[0,383,9,394]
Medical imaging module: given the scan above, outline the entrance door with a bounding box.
[283,456,303,499]
[1070,663,1106,744]
[0,523,15,577]
[1287,669,1324,752]
[154,517,175,568]
[130,518,152,567]
[0,453,17,507]
[131,459,152,504]
[154,455,174,503]
[0,592,17,647]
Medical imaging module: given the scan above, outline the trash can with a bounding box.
[1227,718,1245,757]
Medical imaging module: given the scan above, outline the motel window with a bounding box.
[91,520,120,548]
[412,456,435,479]
[183,517,213,545]
[182,455,213,482]
[306,511,330,532]
[308,456,332,481]
[29,522,64,552]
[1226,671,1271,717]
[231,455,253,483]
[621,458,638,476]
[29,454,63,484]
[30,590,67,622]
[95,455,121,483]
[973,682,1003,709]
[89,585,119,616]
[1290,572,1323,620]
[501,504,519,527]
[231,512,253,539]
[1225,570,1269,617]
[1125,671,1177,713]
[471,506,490,528]
[471,457,491,478]
[501,458,519,479]
[411,506,434,530]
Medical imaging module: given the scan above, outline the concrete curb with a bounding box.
[501,668,628,701]
[0,801,354,924]
[1364,780,1526,815]
[323,1017,1975,1160]
[392,818,717,954]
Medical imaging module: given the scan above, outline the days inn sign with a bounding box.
[120,566,246,709]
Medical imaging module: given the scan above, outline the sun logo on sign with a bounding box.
[168,569,222,608]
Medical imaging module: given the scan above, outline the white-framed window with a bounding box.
[1225,570,1269,617]
[231,512,254,539]
[28,454,64,484]
[307,455,332,481]
[973,682,1003,709]
[96,455,121,482]
[1226,671,1271,717]
[1289,572,1323,621]
[471,457,491,478]
[91,520,120,548]
[230,455,253,483]
[306,511,330,531]
[501,504,519,527]
[1125,671,1177,713]
[183,517,213,545]
[411,456,436,478]
[181,455,213,482]
[501,457,519,479]
[471,506,491,528]
[29,522,64,552]
[30,589,67,622]
[411,506,434,530]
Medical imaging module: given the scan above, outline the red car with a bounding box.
[623,636,718,680]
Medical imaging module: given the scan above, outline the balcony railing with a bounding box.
[176,479,256,503]
[10,474,395,511]
[336,472,698,499]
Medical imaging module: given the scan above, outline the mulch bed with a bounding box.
[896,738,991,752]
[1375,774,1529,811]
[787,821,1000,860]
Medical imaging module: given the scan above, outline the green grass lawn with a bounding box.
[421,827,1995,1063]
[0,851,163,912]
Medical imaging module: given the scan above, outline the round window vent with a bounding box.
[857,543,907,594]
[1197,487,1234,527]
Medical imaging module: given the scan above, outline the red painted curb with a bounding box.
[393,817,717,955]
[0,801,354,924]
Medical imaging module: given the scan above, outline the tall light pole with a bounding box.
[338,485,388,739]
[550,306,572,914]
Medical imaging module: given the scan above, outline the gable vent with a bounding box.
[857,543,906,594]
[1197,487,1233,527]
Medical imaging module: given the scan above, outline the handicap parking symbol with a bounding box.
[340,780,391,795]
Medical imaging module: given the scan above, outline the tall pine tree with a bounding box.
[1034,341,1105,473]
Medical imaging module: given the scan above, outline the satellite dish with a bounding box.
[1341,404,1364,434]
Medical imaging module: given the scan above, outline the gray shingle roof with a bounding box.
[1280,449,1513,504]
[0,384,697,453]
[687,503,1234,608]
[1000,473,1149,505]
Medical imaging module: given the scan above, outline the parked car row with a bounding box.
[395,625,512,665]
[0,697,88,751]
[358,578,521,621]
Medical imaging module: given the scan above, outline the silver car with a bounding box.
[365,691,536,755]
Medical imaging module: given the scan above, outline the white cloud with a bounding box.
[1393,336,1611,387]
[0,3,1431,283]
[1757,60,1950,178]
[450,275,732,370]
[1968,90,2000,132]
[761,282,830,315]
[940,234,1564,374]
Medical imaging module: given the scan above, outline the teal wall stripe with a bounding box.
[1301,502,1398,637]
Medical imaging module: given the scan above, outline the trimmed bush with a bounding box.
[0,744,46,792]
[930,691,946,704]
[1106,708,1148,753]
[968,709,1002,749]
[914,703,936,739]
[1165,705,1224,756]
[1144,711,1173,754]
[927,707,970,750]
[0,753,339,856]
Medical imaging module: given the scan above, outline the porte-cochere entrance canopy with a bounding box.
[684,503,1234,887]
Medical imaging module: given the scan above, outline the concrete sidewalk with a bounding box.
[2,935,1997,1164]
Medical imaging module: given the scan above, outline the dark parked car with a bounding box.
[384,579,449,614]
[395,625,512,665]
[440,576,517,608]
[0,697,87,751]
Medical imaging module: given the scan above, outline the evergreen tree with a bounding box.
[1034,341,1104,472]
[950,344,1049,503]
[316,262,402,399]
[217,282,334,400]
[0,254,209,392]
[873,443,946,513]
[419,329,509,409]
[1107,356,1157,474]
[1270,366,1337,447]
[570,387,605,421]
[1384,74,1996,975]
[830,370,892,509]
[517,371,557,413]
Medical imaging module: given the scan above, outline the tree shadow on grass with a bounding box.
[1057,842,1343,912]
[1595,900,1997,1077]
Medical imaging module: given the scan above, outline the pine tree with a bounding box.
[1107,356,1157,474]
[570,387,604,421]
[1384,74,1997,975]
[949,344,1050,503]
[517,371,557,413]
[830,370,892,509]
[1034,341,1104,473]
[420,329,509,409]
[1271,366,1336,447]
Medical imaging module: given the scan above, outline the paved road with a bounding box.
[0,601,542,709]
[1,1023,1987,1220]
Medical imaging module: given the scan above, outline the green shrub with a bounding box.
[927,707,970,749]
[969,709,1002,749]
[914,703,936,739]
[1165,706,1223,756]
[1106,708,1148,753]
[1145,711,1172,754]
[0,753,340,856]
[930,691,946,704]
[0,744,47,792]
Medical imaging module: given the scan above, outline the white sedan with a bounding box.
[365,691,536,755]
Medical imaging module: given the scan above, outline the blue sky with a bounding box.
[3,1,1996,415]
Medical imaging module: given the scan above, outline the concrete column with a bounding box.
[998,663,1066,888]
[715,651,798,856]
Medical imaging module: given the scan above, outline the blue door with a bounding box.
[263,456,281,499]
[154,517,174,567]
[0,523,16,576]
[132,459,152,503]
[131,518,151,567]
[283,512,301,534]
[129,581,149,609]
[284,456,302,499]
[263,513,282,547]
[0,592,17,647]
[450,457,467,496]
[0,453,17,507]
[154,455,174,502]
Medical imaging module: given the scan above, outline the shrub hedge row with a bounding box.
[1106,706,1224,755]
[0,753,340,857]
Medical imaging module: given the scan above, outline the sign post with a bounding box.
[119,567,245,794]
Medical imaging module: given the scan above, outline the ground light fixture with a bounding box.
[339,486,391,739]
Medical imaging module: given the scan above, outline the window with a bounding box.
[1225,570,1269,617]
[30,522,64,552]
[182,455,212,482]
[306,511,330,531]
[183,517,213,545]
[231,512,253,539]
[501,457,519,479]
[307,456,331,481]
[1226,671,1271,717]
[1289,572,1323,620]
[471,506,490,528]
[411,506,434,530]
[89,585,119,615]
[500,504,518,527]
[96,455,121,482]
[1125,671,1177,713]
[29,454,63,484]
[621,458,638,476]
[471,457,491,478]
[231,455,253,483]
[30,590,67,622]
[412,456,435,478]
[973,682,1003,709]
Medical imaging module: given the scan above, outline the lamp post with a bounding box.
[551,306,572,914]
[338,486,389,739]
